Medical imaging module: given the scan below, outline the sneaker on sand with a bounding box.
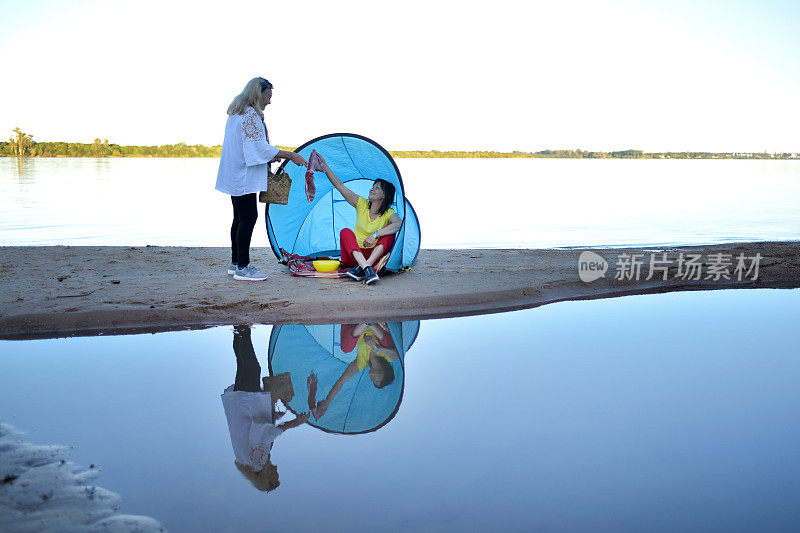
[346,265,365,281]
[364,266,379,285]
[233,264,268,281]
[227,262,238,275]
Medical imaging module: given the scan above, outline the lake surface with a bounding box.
[1,157,799,248]
[2,158,799,530]
[2,289,799,531]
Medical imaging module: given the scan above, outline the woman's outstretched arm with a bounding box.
[278,411,310,431]
[316,153,359,208]
[275,150,307,167]
[311,360,360,419]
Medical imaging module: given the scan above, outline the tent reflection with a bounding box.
[268,321,420,434]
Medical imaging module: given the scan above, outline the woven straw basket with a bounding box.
[260,171,292,204]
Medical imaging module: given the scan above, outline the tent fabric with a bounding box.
[267,134,420,271]
[268,321,420,434]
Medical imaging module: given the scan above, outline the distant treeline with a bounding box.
[2,129,798,160]
[0,139,224,158]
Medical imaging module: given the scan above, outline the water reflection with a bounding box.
[93,157,112,180]
[12,157,34,183]
[222,321,419,493]
[221,325,309,493]
[269,321,419,434]
[308,323,400,424]
[1,291,798,530]
[3,158,800,247]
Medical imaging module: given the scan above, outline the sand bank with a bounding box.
[1,241,798,339]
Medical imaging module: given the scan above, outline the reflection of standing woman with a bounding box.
[221,325,309,492]
[216,78,307,281]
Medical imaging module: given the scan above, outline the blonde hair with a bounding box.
[235,461,280,492]
[227,77,273,118]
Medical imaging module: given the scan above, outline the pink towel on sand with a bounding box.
[305,150,322,202]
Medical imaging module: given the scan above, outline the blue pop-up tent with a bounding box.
[268,321,420,434]
[267,134,420,271]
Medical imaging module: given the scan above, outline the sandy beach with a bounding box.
[0,241,798,339]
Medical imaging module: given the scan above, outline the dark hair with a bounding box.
[372,357,395,389]
[260,78,273,92]
[369,179,396,216]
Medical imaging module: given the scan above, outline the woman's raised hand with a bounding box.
[312,399,329,419]
[316,152,329,172]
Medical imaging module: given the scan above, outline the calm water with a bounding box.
[1,157,799,248]
[2,289,800,531]
[3,157,800,530]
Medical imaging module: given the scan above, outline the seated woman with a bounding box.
[316,153,403,285]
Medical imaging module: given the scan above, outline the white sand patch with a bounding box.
[0,423,165,533]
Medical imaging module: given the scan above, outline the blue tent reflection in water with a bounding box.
[268,321,420,434]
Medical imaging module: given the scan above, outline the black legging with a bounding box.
[230,193,258,267]
[233,325,262,392]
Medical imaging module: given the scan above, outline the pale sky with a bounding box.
[0,0,798,152]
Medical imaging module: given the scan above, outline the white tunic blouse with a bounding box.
[221,386,283,470]
[215,106,280,197]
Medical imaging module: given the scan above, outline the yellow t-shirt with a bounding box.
[354,197,395,248]
[355,329,396,370]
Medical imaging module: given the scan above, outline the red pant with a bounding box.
[340,323,397,353]
[339,228,395,268]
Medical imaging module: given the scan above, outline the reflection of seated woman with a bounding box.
[316,153,403,285]
[221,325,309,492]
[310,323,399,420]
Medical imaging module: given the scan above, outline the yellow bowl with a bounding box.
[313,259,340,272]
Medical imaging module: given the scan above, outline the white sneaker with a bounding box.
[227,262,238,275]
[233,264,268,281]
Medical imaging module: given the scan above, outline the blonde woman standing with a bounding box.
[216,77,307,281]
